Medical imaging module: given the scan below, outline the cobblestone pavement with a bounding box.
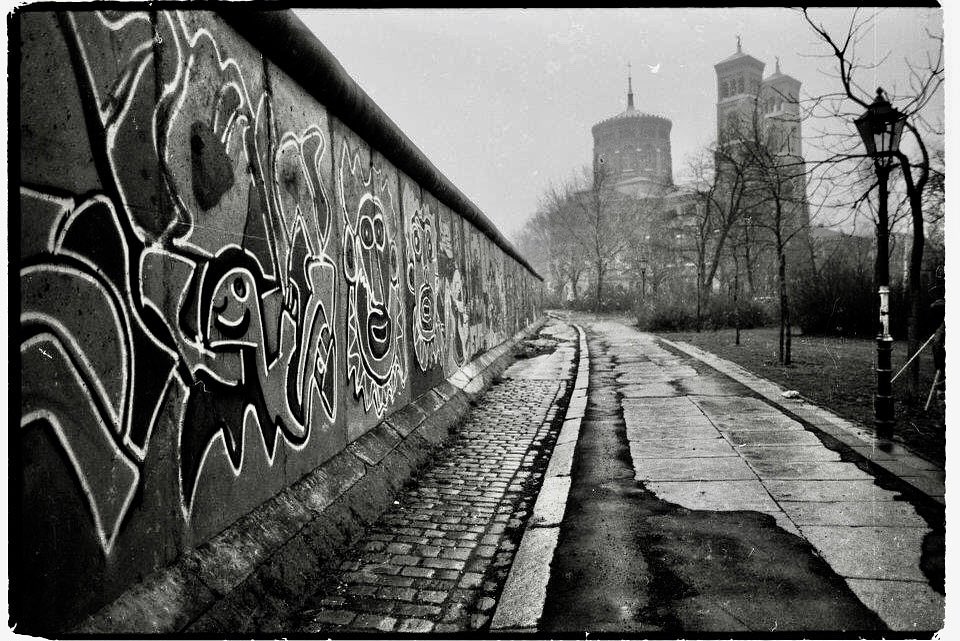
[293,323,577,634]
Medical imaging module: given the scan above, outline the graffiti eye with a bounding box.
[413,228,421,255]
[343,228,358,280]
[424,229,433,261]
[389,244,399,284]
[232,276,247,299]
[373,217,385,249]
[359,216,374,249]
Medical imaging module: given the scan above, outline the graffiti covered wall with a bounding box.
[14,9,541,631]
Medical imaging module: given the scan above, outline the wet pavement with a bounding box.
[290,314,944,635]
[539,316,944,634]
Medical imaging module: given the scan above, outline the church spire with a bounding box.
[627,61,635,110]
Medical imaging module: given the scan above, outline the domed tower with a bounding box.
[591,66,673,197]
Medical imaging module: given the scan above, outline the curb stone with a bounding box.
[490,324,589,632]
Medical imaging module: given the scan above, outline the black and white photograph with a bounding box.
[8,4,951,638]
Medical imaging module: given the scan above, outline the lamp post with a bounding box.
[854,88,906,437]
[640,257,648,298]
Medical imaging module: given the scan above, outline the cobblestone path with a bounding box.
[294,323,577,634]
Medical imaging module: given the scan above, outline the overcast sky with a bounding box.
[295,7,945,239]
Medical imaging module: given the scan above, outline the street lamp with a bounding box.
[640,257,648,298]
[854,87,906,437]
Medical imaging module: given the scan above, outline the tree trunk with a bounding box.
[696,269,703,333]
[907,191,925,398]
[778,243,791,366]
[745,224,756,294]
[595,265,604,312]
[734,262,741,346]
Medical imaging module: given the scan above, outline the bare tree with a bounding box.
[726,98,820,365]
[517,176,591,305]
[570,163,633,311]
[685,126,757,331]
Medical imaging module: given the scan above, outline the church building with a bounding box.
[580,38,809,300]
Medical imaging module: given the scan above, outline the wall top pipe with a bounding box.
[220,9,542,281]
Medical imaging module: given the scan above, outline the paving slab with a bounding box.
[723,429,825,447]
[745,459,875,481]
[691,396,777,414]
[779,501,929,527]
[644,480,780,512]
[898,476,945,498]
[625,424,721,443]
[763,479,899,502]
[621,396,702,415]
[737,444,843,463]
[708,416,806,432]
[617,383,680,397]
[630,438,738,460]
[675,378,744,396]
[540,317,942,634]
[634,457,758,482]
[844,578,945,631]
[798,526,931,582]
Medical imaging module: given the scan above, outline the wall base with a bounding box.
[70,320,545,635]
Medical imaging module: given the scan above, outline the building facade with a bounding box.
[559,40,813,306]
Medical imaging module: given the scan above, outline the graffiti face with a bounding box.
[32,11,341,524]
[405,203,445,371]
[340,147,406,415]
[353,195,397,369]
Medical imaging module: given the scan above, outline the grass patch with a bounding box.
[656,327,944,466]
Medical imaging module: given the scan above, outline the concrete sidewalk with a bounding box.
[537,317,944,634]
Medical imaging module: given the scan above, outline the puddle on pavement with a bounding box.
[652,338,945,597]
[542,332,888,633]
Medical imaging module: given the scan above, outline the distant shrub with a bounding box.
[792,263,872,337]
[635,290,771,332]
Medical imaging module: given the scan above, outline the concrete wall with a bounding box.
[14,9,541,632]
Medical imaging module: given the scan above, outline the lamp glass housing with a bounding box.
[855,91,906,168]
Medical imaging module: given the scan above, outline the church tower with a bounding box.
[714,35,765,142]
[760,57,803,158]
[592,65,674,197]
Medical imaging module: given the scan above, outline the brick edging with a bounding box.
[72,320,546,635]
[490,324,589,632]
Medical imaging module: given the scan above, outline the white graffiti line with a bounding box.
[158,16,268,256]
[21,268,129,430]
[202,263,337,442]
[94,9,151,32]
[50,195,183,438]
[19,186,76,253]
[66,13,166,244]
[138,245,235,383]
[273,125,330,250]
[339,142,407,415]
[21,336,140,557]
